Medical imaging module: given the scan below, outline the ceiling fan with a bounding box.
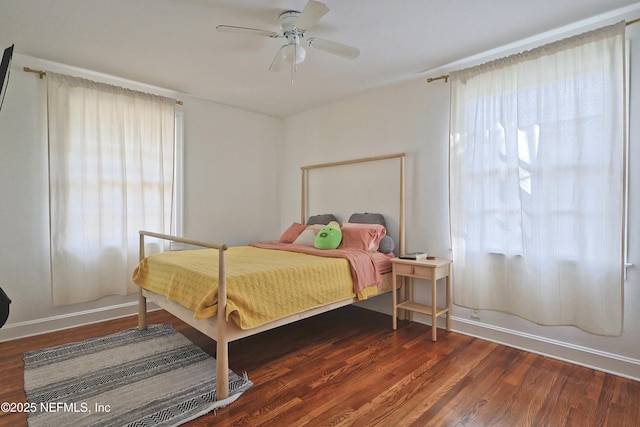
[216,0,360,76]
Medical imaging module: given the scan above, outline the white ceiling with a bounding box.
[2,0,640,117]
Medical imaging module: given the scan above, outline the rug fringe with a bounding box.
[213,371,252,403]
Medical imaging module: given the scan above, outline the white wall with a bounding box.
[281,29,640,380]
[281,79,452,255]
[0,55,282,341]
[181,97,282,246]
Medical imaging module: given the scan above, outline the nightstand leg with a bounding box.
[392,271,397,330]
[398,277,406,321]
[431,276,437,341]
[408,277,414,322]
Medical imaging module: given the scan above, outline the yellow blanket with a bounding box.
[133,246,373,329]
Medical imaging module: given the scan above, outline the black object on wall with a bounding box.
[0,44,14,113]
[0,287,10,328]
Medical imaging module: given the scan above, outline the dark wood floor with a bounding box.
[1,307,638,427]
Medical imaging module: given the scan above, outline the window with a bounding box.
[449,22,625,335]
[47,72,177,306]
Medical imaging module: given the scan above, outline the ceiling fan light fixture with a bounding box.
[282,44,306,64]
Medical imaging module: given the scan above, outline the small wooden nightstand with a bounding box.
[391,257,452,341]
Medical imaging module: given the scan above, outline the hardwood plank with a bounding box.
[0,306,637,427]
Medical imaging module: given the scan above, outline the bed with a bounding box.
[134,153,406,399]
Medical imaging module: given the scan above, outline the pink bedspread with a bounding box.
[250,242,389,293]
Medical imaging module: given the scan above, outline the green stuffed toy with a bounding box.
[314,221,342,250]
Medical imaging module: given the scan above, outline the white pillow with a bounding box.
[293,224,323,246]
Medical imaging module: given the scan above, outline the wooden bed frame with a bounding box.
[137,153,406,399]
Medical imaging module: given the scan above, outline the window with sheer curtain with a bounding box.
[449,22,625,335]
[47,72,176,306]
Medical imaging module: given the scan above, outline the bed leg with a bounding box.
[138,288,147,330]
[216,247,229,399]
[138,232,148,331]
[216,336,229,399]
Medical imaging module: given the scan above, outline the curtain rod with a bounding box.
[22,67,184,105]
[426,18,640,84]
[426,75,449,83]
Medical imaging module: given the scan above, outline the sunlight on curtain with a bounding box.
[449,22,625,335]
[47,73,175,306]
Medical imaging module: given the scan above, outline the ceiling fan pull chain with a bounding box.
[291,59,295,85]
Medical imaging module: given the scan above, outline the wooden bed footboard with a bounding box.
[137,230,231,399]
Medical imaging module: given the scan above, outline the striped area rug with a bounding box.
[23,324,252,427]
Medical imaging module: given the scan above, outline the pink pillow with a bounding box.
[340,222,386,251]
[279,222,307,243]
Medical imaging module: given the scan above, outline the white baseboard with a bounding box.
[0,302,158,342]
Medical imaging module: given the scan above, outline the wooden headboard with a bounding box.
[300,153,406,256]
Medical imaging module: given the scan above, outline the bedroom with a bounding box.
[0,0,639,424]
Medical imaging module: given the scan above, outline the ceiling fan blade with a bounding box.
[307,37,360,59]
[295,0,329,31]
[216,25,281,38]
[269,46,287,72]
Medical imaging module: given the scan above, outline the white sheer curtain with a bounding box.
[449,22,625,335]
[47,73,175,306]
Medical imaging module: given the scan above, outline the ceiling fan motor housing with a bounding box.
[279,11,302,34]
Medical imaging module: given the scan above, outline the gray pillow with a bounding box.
[306,214,338,225]
[378,235,395,254]
[348,212,386,226]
